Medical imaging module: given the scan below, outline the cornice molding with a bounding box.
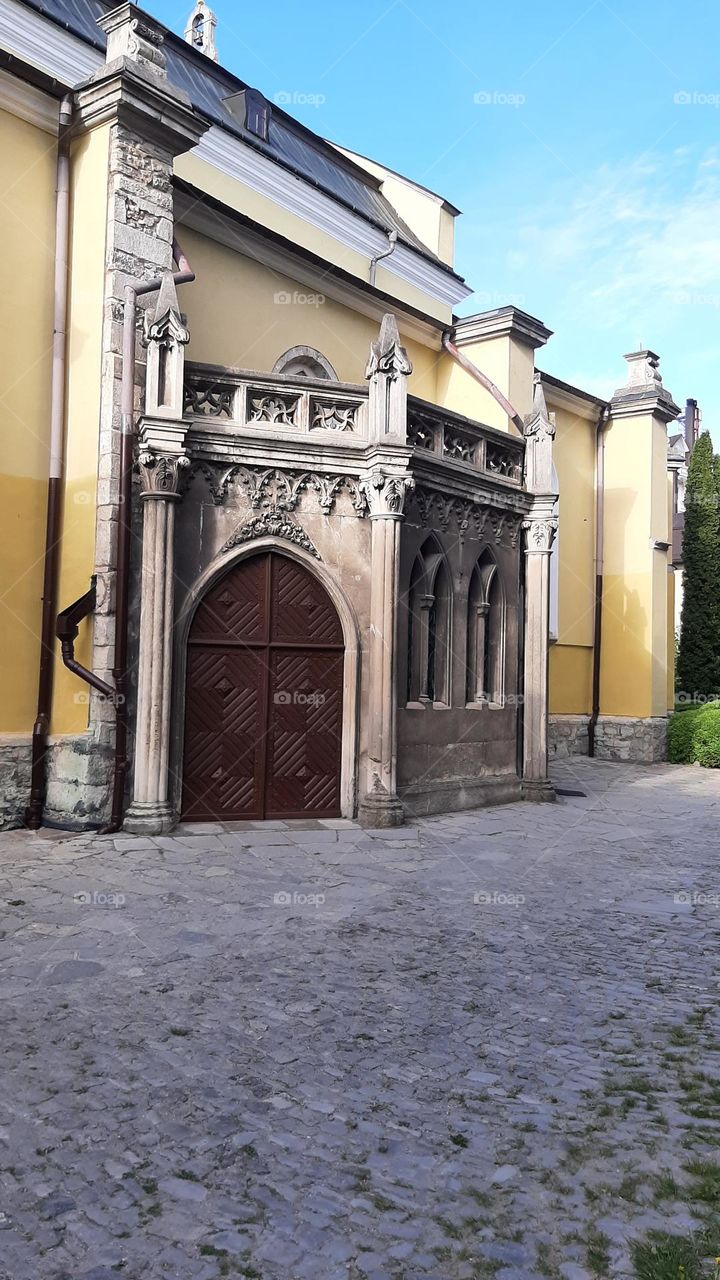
[0,0,102,86]
[74,62,208,153]
[540,374,605,423]
[0,65,58,132]
[609,391,681,425]
[454,306,553,350]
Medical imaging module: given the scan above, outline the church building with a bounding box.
[0,0,677,831]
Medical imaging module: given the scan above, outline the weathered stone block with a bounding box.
[594,716,667,763]
[549,714,590,758]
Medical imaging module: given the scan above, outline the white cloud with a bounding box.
[512,148,720,323]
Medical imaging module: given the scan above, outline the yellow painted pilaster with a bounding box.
[600,355,678,720]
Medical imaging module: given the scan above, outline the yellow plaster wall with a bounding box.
[599,412,656,718]
[545,399,597,715]
[0,105,56,732]
[435,336,536,432]
[174,151,454,324]
[50,126,110,734]
[549,645,593,714]
[667,567,676,711]
[177,225,441,401]
[550,403,596,648]
[436,337,512,430]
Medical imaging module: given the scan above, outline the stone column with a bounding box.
[124,449,189,833]
[68,4,208,824]
[124,274,190,834]
[358,469,414,827]
[522,378,558,800]
[417,594,435,704]
[473,603,490,702]
[358,313,413,827]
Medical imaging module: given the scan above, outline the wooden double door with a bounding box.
[182,552,344,821]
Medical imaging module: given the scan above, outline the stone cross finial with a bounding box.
[99,4,167,76]
[185,0,218,60]
[365,313,413,442]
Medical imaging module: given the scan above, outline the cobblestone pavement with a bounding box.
[2,759,720,1280]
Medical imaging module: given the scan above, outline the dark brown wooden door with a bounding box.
[182,552,344,821]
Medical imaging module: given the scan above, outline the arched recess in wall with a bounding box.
[272,346,338,380]
[466,548,506,706]
[406,536,452,706]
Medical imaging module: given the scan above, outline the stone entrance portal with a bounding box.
[181,551,344,821]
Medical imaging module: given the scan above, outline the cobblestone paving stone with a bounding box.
[1,759,720,1279]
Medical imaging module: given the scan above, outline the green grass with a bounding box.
[450,1132,469,1148]
[631,1231,702,1280]
[651,1171,681,1202]
[685,1159,720,1205]
[586,1226,611,1275]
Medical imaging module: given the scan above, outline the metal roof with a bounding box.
[25,0,463,274]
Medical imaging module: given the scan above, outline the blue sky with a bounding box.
[152,0,719,435]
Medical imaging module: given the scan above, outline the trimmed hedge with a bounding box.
[668,702,720,766]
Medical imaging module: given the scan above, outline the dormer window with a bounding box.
[225,88,270,141]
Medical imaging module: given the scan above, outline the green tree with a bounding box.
[677,431,720,698]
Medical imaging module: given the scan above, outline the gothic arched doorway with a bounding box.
[181,551,344,821]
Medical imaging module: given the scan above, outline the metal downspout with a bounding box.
[25,96,73,830]
[369,229,398,288]
[104,239,196,833]
[588,405,609,757]
[441,331,526,435]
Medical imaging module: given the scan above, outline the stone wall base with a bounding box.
[44,731,115,829]
[593,716,668,764]
[549,714,590,759]
[0,735,32,829]
[400,774,523,819]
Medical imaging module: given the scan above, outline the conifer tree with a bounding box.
[677,431,720,698]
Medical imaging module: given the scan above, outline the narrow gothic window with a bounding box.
[406,538,451,706]
[467,552,505,705]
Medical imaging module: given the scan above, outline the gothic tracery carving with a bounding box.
[408,487,524,547]
[222,509,321,559]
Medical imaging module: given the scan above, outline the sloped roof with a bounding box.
[24,0,463,274]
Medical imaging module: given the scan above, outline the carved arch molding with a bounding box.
[181,464,524,556]
[185,461,367,515]
[407,488,524,548]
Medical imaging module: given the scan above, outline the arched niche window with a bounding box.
[272,346,338,381]
[467,551,505,706]
[406,537,451,706]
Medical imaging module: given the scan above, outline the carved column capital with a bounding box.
[138,451,190,500]
[522,517,558,554]
[359,469,414,519]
